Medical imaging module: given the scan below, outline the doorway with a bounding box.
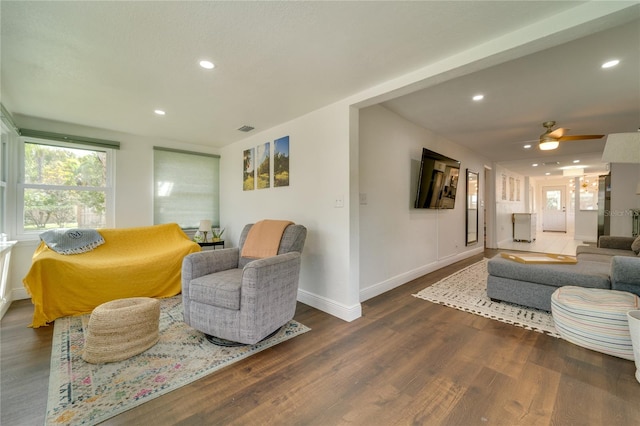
[542,186,567,232]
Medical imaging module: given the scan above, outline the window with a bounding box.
[579,176,599,211]
[153,147,220,228]
[18,138,115,235]
[0,124,8,236]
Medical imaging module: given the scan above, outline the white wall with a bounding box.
[610,162,640,236]
[574,176,598,242]
[219,102,362,321]
[358,105,486,300]
[7,116,220,302]
[494,164,526,245]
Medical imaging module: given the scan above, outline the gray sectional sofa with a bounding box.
[486,236,640,311]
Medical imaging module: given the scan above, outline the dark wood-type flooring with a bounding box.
[2,249,639,425]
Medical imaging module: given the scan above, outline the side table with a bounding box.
[198,241,225,250]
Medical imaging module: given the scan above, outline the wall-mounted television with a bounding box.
[414,148,461,209]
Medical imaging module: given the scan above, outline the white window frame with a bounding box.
[16,137,115,240]
[0,123,8,236]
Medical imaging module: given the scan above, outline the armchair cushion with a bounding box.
[188,268,243,310]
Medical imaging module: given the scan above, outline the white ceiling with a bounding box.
[382,16,640,178]
[2,1,639,179]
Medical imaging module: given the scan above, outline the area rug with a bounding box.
[413,259,560,338]
[46,296,310,425]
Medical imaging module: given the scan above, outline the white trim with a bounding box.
[12,287,29,300]
[297,288,362,322]
[0,299,9,320]
[360,248,484,302]
[497,237,514,247]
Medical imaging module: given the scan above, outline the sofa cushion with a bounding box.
[487,255,611,290]
[188,268,243,310]
[576,245,635,258]
[610,256,640,296]
[575,244,637,264]
[632,235,640,254]
[598,236,636,250]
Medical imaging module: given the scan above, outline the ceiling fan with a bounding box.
[537,120,604,151]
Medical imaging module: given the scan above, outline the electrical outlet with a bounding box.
[359,193,367,205]
[335,195,344,208]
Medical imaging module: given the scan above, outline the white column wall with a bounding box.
[219,102,361,321]
[358,105,487,300]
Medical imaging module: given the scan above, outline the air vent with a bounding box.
[237,125,255,132]
[542,161,560,166]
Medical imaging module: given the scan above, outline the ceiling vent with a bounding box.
[237,125,255,132]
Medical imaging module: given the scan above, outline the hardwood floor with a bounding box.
[2,250,639,425]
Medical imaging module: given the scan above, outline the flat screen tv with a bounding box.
[414,148,461,209]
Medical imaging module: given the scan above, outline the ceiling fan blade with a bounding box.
[548,128,568,138]
[558,134,605,141]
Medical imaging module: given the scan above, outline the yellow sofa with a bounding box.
[23,223,200,327]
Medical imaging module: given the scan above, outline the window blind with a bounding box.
[153,147,220,228]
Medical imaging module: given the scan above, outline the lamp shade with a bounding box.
[199,220,212,232]
[602,133,640,163]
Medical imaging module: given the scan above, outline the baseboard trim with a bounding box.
[297,289,361,322]
[0,299,9,321]
[359,248,484,302]
[12,287,29,301]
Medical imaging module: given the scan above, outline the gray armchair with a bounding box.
[181,223,306,345]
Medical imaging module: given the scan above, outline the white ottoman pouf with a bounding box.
[82,297,160,364]
[551,286,640,360]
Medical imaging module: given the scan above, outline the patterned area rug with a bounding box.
[46,296,310,425]
[413,258,560,338]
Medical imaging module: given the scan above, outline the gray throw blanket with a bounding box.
[40,228,105,255]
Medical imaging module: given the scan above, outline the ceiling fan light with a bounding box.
[539,140,559,150]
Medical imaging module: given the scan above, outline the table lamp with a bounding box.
[199,220,212,242]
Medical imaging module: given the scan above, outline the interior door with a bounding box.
[542,186,566,232]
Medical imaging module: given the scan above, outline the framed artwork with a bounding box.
[257,142,270,189]
[243,148,255,191]
[509,176,515,201]
[274,136,290,187]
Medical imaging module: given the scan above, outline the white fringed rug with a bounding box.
[413,258,560,338]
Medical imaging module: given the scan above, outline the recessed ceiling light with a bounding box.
[573,159,580,163]
[199,60,215,69]
[532,163,538,167]
[472,94,484,101]
[523,144,532,149]
[602,59,620,69]
[545,172,551,176]
[154,109,166,115]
